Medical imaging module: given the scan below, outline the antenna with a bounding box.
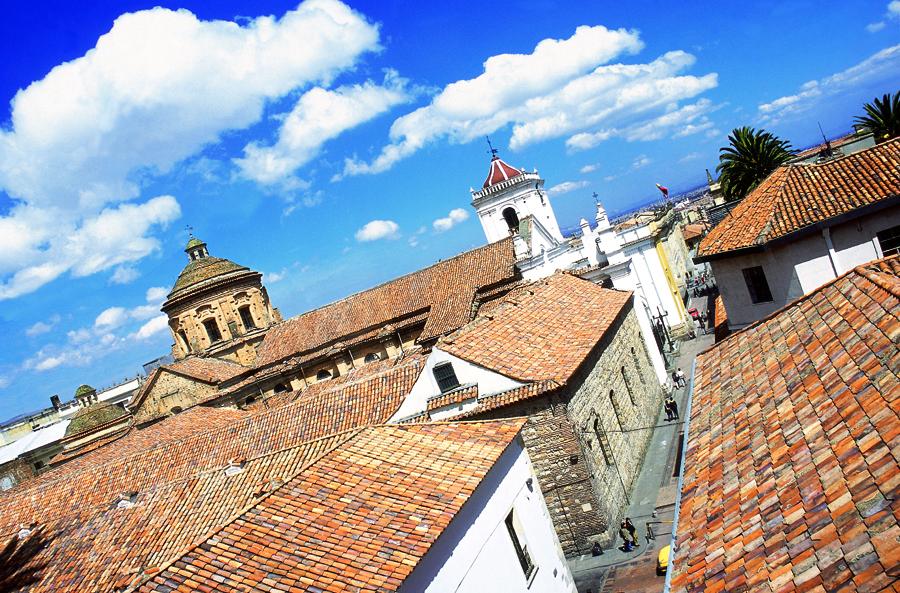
[485,136,498,157]
[817,122,834,156]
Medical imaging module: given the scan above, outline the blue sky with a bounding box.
[0,0,898,419]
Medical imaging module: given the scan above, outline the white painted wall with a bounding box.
[711,206,900,329]
[390,348,524,422]
[400,439,577,593]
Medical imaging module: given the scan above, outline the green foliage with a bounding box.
[716,127,793,202]
[854,91,900,143]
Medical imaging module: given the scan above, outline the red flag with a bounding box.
[656,183,669,199]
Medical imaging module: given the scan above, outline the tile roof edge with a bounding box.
[696,254,900,359]
[121,427,365,593]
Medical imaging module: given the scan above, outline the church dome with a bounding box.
[483,155,523,188]
[165,236,257,302]
[185,237,205,250]
[64,401,129,438]
[74,384,96,398]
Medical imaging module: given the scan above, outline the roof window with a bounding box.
[433,362,461,393]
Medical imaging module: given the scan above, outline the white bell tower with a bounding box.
[469,148,563,244]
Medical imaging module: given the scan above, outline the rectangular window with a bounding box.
[877,224,900,257]
[432,362,460,393]
[505,510,535,580]
[203,319,223,343]
[238,306,256,330]
[742,266,773,304]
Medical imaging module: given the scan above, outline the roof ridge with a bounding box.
[268,238,515,326]
[787,135,899,168]
[123,428,364,592]
[699,254,900,355]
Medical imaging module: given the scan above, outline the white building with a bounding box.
[470,153,692,384]
[696,138,900,330]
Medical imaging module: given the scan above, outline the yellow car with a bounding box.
[657,545,670,576]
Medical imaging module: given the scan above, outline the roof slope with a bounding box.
[254,238,518,367]
[167,256,253,300]
[672,256,900,593]
[141,421,525,593]
[129,357,247,415]
[440,273,632,382]
[698,138,900,258]
[483,155,523,188]
[0,356,423,534]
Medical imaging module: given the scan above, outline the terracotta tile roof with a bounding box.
[713,294,730,343]
[671,256,900,593]
[129,357,248,416]
[7,431,353,593]
[681,223,706,243]
[458,380,561,419]
[166,256,255,302]
[141,420,525,593]
[0,356,422,537]
[254,238,518,367]
[426,383,478,412]
[698,138,900,258]
[440,272,632,383]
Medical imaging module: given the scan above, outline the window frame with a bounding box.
[432,361,461,393]
[876,224,900,257]
[504,509,536,580]
[238,305,256,331]
[202,318,223,343]
[741,265,774,304]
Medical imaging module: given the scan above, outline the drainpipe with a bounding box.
[822,228,840,277]
[663,356,698,593]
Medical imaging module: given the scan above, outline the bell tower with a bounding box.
[469,148,563,244]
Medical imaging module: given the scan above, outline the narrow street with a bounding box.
[568,301,715,593]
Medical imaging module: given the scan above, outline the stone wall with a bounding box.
[565,304,664,548]
[133,371,218,425]
[469,301,663,555]
[0,457,35,491]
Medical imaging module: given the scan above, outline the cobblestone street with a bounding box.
[568,312,715,593]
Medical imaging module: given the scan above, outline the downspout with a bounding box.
[663,356,698,593]
[822,227,840,277]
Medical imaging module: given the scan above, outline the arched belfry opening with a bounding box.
[502,207,519,234]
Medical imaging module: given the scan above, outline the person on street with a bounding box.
[625,518,637,544]
[619,521,634,551]
[676,368,687,388]
[667,394,679,420]
[671,370,679,388]
[664,397,673,421]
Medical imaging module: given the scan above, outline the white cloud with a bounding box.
[146,286,168,303]
[579,164,600,174]
[355,220,400,241]
[342,28,717,177]
[237,71,414,187]
[547,180,589,196]
[132,315,169,340]
[868,1,900,31]
[265,269,288,283]
[758,44,900,124]
[110,265,141,285]
[679,151,702,163]
[25,315,61,337]
[432,208,470,232]
[0,375,9,389]
[95,307,129,329]
[632,155,652,169]
[0,0,380,299]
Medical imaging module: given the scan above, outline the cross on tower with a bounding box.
[185,224,194,237]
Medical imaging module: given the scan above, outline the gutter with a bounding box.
[662,355,698,593]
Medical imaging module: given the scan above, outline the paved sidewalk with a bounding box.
[569,331,714,593]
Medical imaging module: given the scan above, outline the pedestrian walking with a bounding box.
[667,394,679,420]
[619,521,634,551]
[676,368,686,388]
[625,518,637,544]
[664,395,674,421]
[671,370,679,388]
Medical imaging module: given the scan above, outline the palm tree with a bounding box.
[716,127,793,202]
[854,91,900,143]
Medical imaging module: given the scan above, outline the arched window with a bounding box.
[202,319,222,343]
[364,352,381,363]
[273,383,289,394]
[238,306,256,330]
[622,366,636,406]
[502,207,519,234]
[178,330,190,352]
[593,418,612,465]
[609,389,623,431]
[316,369,332,381]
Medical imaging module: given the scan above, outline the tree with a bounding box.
[854,91,900,143]
[716,127,793,202]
